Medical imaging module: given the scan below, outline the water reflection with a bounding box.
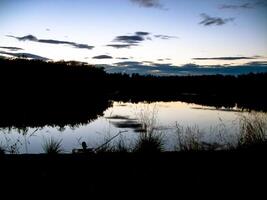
[0,101,266,154]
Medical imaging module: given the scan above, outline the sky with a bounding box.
[1,0,267,75]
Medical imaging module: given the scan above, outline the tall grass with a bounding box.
[133,132,164,153]
[175,124,206,152]
[174,112,267,152]
[42,137,63,154]
[133,103,165,153]
[236,112,267,150]
[0,145,5,155]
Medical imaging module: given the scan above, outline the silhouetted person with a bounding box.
[72,141,94,154]
[82,142,87,152]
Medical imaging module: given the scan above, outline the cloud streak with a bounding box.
[106,44,134,49]
[113,35,145,44]
[154,35,178,40]
[199,14,235,26]
[108,31,178,49]
[192,56,262,61]
[130,0,163,9]
[219,3,253,9]
[219,1,267,10]
[0,46,24,51]
[6,34,94,50]
[93,55,113,59]
[0,51,49,61]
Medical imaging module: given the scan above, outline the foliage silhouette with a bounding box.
[0,57,267,128]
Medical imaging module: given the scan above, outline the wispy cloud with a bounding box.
[192,56,262,61]
[0,50,49,61]
[93,55,113,59]
[130,0,164,9]
[219,3,253,9]
[108,31,178,49]
[113,35,145,44]
[116,57,130,60]
[106,44,134,49]
[135,31,150,36]
[219,0,267,10]
[6,34,94,50]
[108,32,148,49]
[0,46,24,51]
[199,13,235,26]
[154,35,178,40]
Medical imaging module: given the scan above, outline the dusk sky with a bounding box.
[1,0,267,75]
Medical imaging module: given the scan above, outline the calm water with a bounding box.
[0,101,255,154]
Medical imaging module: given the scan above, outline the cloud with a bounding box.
[116,57,129,60]
[6,34,94,50]
[46,28,51,31]
[154,35,178,40]
[199,14,235,26]
[130,0,163,9]
[0,46,24,51]
[109,31,176,49]
[219,3,253,9]
[192,56,261,61]
[113,35,145,44]
[100,60,267,76]
[106,44,135,49]
[109,32,152,48]
[135,31,150,36]
[93,55,113,59]
[219,1,267,10]
[0,50,49,61]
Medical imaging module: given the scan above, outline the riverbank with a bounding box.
[0,151,266,196]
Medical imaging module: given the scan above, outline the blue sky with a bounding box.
[1,0,267,75]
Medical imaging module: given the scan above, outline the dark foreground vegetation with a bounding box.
[0,152,266,197]
[0,58,267,128]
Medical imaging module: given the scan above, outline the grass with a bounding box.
[1,112,267,154]
[0,145,5,155]
[133,103,165,153]
[174,124,206,152]
[236,112,267,150]
[133,132,164,153]
[42,137,63,154]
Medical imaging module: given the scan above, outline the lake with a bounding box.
[1,100,262,154]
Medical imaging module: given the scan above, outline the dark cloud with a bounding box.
[154,35,178,40]
[6,34,94,50]
[113,35,145,44]
[46,28,51,31]
[93,55,113,59]
[0,46,24,51]
[0,50,49,61]
[130,0,163,9]
[135,31,150,36]
[106,44,135,49]
[193,56,261,61]
[110,32,177,48]
[199,14,235,26]
[116,57,129,60]
[114,61,143,66]
[100,60,267,76]
[244,61,267,66]
[110,32,151,48]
